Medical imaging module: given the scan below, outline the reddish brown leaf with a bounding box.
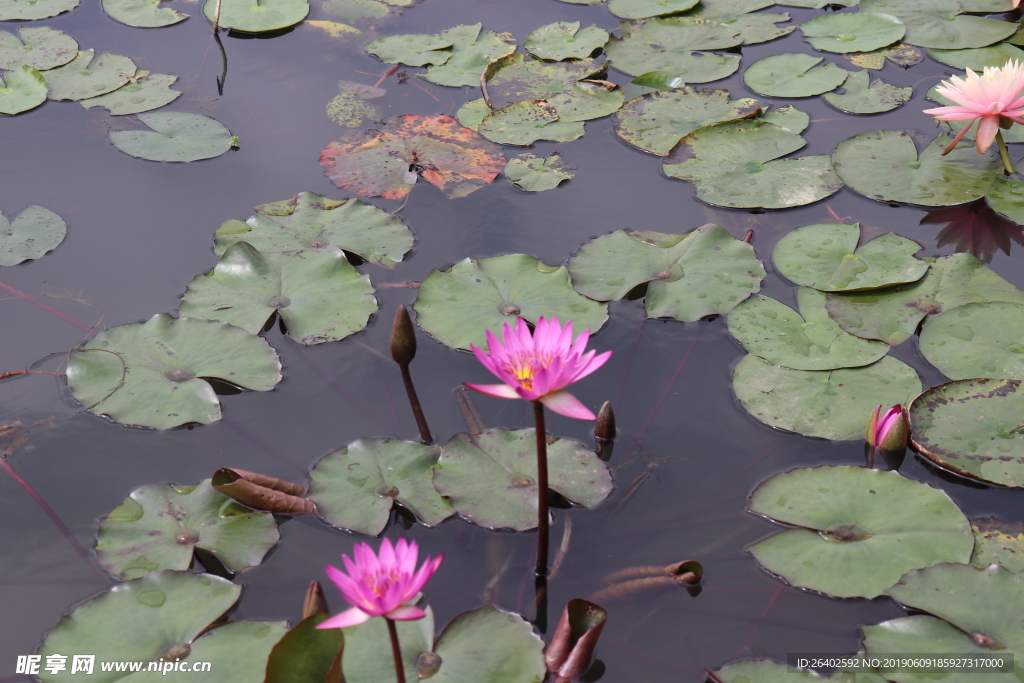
[546,599,607,680]
[212,467,314,515]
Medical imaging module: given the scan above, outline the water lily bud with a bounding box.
[866,404,908,452]
[594,401,616,441]
[390,305,417,365]
[303,580,329,618]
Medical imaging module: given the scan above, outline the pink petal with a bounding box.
[387,605,427,621]
[540,390,596,420]
[570,350,613,383]
[316,607,372,629]
[464,382,522,399]
[976,115,1000,152]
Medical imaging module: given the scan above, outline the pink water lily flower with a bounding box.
[466,316,611,420]
[923,59,1024,153]
[866,404,908,453]
[316,538,442,629]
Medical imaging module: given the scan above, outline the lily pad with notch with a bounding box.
[799,12,905,53]
[364,31,458,66]
[687,4,795,45]
[760,104,809,134]
[607,0,698,19]
[80,72,181,115]
[0,205,65,266]
[743,53,850,97]
[102,0,188,27]
[831,130,1002,206]
[95,479,279,581]
[45,50,136,101]
[733,354,921,440]
[824,254,1024,346]
[928,43,1024,70]
[307,437,453,536]
[433,429,612,531]
[662,119,842,209]
[0,27,78,71]
[858,0,1017,50]
[213,191,412,268]
[504,152,575,192]
[413,253,608,351]
[822,69,912,114]
[420,24,517,88]
[984,175,1024,223]
[0,65,46,115]
[477,100,586,146]
[772,222,927,292]
[567,224,765,322]
[605,17,742,80]
[110,112,234,162]
[201,0,309,33]
[910,378,1024,487]
[66,313,282,429]
[748,465,973,598]
[919,302,1024,380]
[524,21,609,61]
[320,114,505,200]
[727,289,889,371]
[179,242,377,345]
[0,0,79,20]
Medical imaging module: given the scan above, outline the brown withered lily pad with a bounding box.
[319,114,506,200]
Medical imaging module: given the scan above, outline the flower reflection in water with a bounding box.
[920,199,1024,263]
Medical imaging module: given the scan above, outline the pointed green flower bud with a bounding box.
[390,305,417,366]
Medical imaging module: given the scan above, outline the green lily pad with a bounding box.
[714,661,827,683]
[910,378,1024,487]
[920,302,1024,380]
[265,615,344,683]
[179,243,377,345]
[859,4,1017,49]
[95,479,279,580]
[413,253,608,351]
[985,176,1024,224]
[0,0,78,20]
[213,192,412,268]
[202,0,309,32]
[612,87,763,156]
[687,5,796,45]
[66,313,282,429]
[928,43,1024,70]
[567,224,766,322]
[524,22,609,61]
[733,354,921,440]
[79,72,181,115]
[320,114,505,199]
[0,204,66,266]
[110,112,234,162]
[727,289,889,370]
[0,27,77,71]
[778,0,858,5]
[823,69,912,114]
[364,32,457,66]
[433,429,612,531]
[748,466,973,598]
[504,153,575,192]
[606,18,742,79]
[772,223,927,292]
[629,70,686,89]
[45,50,136,101]
[760,104,809,134]
[607,0,698,19]
[340,606,435,682]
[825,254,1024,346]
[307,437,453,536]
[477,100,586,146]
[832,130,1001,206]
[662,120,842,209]
[846,43,926,69]
[421,24,517,88]
[690,0,774,11]
[36,571,241,683]
[800,13,905,53]
[0,65,47,115]
[743,53,850,97]
[972,517,1024,573]
[102,0,187,27]
[456,97,490,131]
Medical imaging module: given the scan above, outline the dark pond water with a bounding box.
[2,0,1024,681]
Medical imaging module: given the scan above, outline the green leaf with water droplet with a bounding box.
[744,53,850,97]
[0,27,78,71]
[79,72,181,115]
[0,204,65,265]
[45,50,136,101]
[920,302,1024,380]
[606,17,742,79]
[524,21,609,61]
[800,12,905,53]
[433,429,612,531]
[749,466,973,598]
[0,64,47,114]
[0,0,78,20]
[823,69,912,114]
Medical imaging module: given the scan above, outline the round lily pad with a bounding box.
[433,429,613,531]
[456,97,490,131]
[364,32,456,66]
[477,100,585,146]
[36,571,241,683]
[799,13,905,54]
[307,437,453,536]
[179,242,378,345]
[910,378,1024,487]
[607,0,699,19]
[743,53,850,97]
[0,204,65,265]
[504,152,575,192]
[213,192,412,268]
[79,73,182,115]
[761,104,809,134]
[102,0,188,27]
[606,17,742,79]
[612,87,763,156]
[920,302,1024,380]
[0,64,47,116]
[928,43,1024,70]
[95,479,279,580]
[420,24,516,88]
[727,289,889,371]
[110,112,234,162]
[773,223,927,292]
[413,253,608,351]
[688,3,795,45]
[567,225,766,322]
[831,130,1002,206]
[662,120,842,209]
[824,254,1024,346]
[0,0,79,20]
[733,354,922,440]
[972,517,1024,573]
[0,27,78,71]
[202,0,309,33]
[748,466,974,598]
[822,70,912,114]
[524,21,609,61]
[45,50,136,101]
[875,10,1016,50]
[66,313,282,429]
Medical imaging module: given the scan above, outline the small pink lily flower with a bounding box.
[866,404,909,454]
[316,538,442,629]
[465,316,612,420]
[923,60,1024,154]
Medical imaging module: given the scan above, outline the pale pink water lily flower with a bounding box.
[466,316,612,420]
[316,538,442,629]
[923,59,1024,154]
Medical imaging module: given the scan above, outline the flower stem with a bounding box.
[400,363,432,444]
[997,131,1017,175]
[533,400,549,576]
[386,618,406,683]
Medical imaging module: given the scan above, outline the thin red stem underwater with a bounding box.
[533,400,549,575]
[0,281,96,335]
[386,618,407,683]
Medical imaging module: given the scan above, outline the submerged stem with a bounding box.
[533,400,549,576]
[386,618,406,683]
[996,131,1016,175]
